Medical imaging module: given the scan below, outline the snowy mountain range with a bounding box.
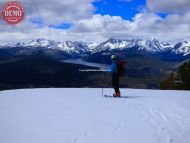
[93,38,190,56]
[0,38,190,59]
[0,39,90,57]
[94,38,167,53]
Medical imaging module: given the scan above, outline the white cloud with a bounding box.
[0,0,96,25]
[146,0,190,13]
[71,14,131,33]
[0,0,190,43]
[1,12,190,43]
[130,12,190,41]
[69,13,190,42]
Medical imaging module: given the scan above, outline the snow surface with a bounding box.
[0,88,190,143]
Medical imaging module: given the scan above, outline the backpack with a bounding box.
[117,61,126,77]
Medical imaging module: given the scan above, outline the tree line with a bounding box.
[160,60,190,90]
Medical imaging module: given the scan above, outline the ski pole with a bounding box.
[102,72,105,96]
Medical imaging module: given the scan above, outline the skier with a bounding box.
[109,55,121,97]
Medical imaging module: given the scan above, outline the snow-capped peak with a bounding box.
[0,38,56,48]
[59,41,89,54]
[87,42,99,51]
[23,39,56,48]
[93,38,173,53]
[173,40,190,56]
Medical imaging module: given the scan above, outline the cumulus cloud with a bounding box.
[1,12,190,43]
[0,0,96,25]
[69,13,190,42]
[0,0,97,41]
[0,0,190,43]
[130,12,190,41]
[146,0,190,13]
[71,14,131,32]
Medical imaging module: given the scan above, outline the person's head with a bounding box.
[111,55,116,61]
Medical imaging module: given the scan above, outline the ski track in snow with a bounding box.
[0,88,190,143]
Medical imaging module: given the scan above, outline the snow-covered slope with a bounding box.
[0,88,190,143]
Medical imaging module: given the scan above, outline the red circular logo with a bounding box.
[2,1,25,25]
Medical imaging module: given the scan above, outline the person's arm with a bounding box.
[107,63,117,73]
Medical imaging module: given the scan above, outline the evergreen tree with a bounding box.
[160,72,175,89]
[178,61,190,89]
[160,60,190,90]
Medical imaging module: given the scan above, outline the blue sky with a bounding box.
[45,0,167,30]
[93,0,146,20]
[47,0,147,29]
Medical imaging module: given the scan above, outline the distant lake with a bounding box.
[63,59,109,69]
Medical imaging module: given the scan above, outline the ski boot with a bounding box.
[113,93,117,97]
[116,92,121,97]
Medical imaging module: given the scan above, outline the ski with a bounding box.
[104,95,120,98]
[104,95,128,98]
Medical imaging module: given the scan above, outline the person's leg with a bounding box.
[112,74,117,97]
[115,76,120,97]
[113,88,117,97]
[116,87,120,97]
